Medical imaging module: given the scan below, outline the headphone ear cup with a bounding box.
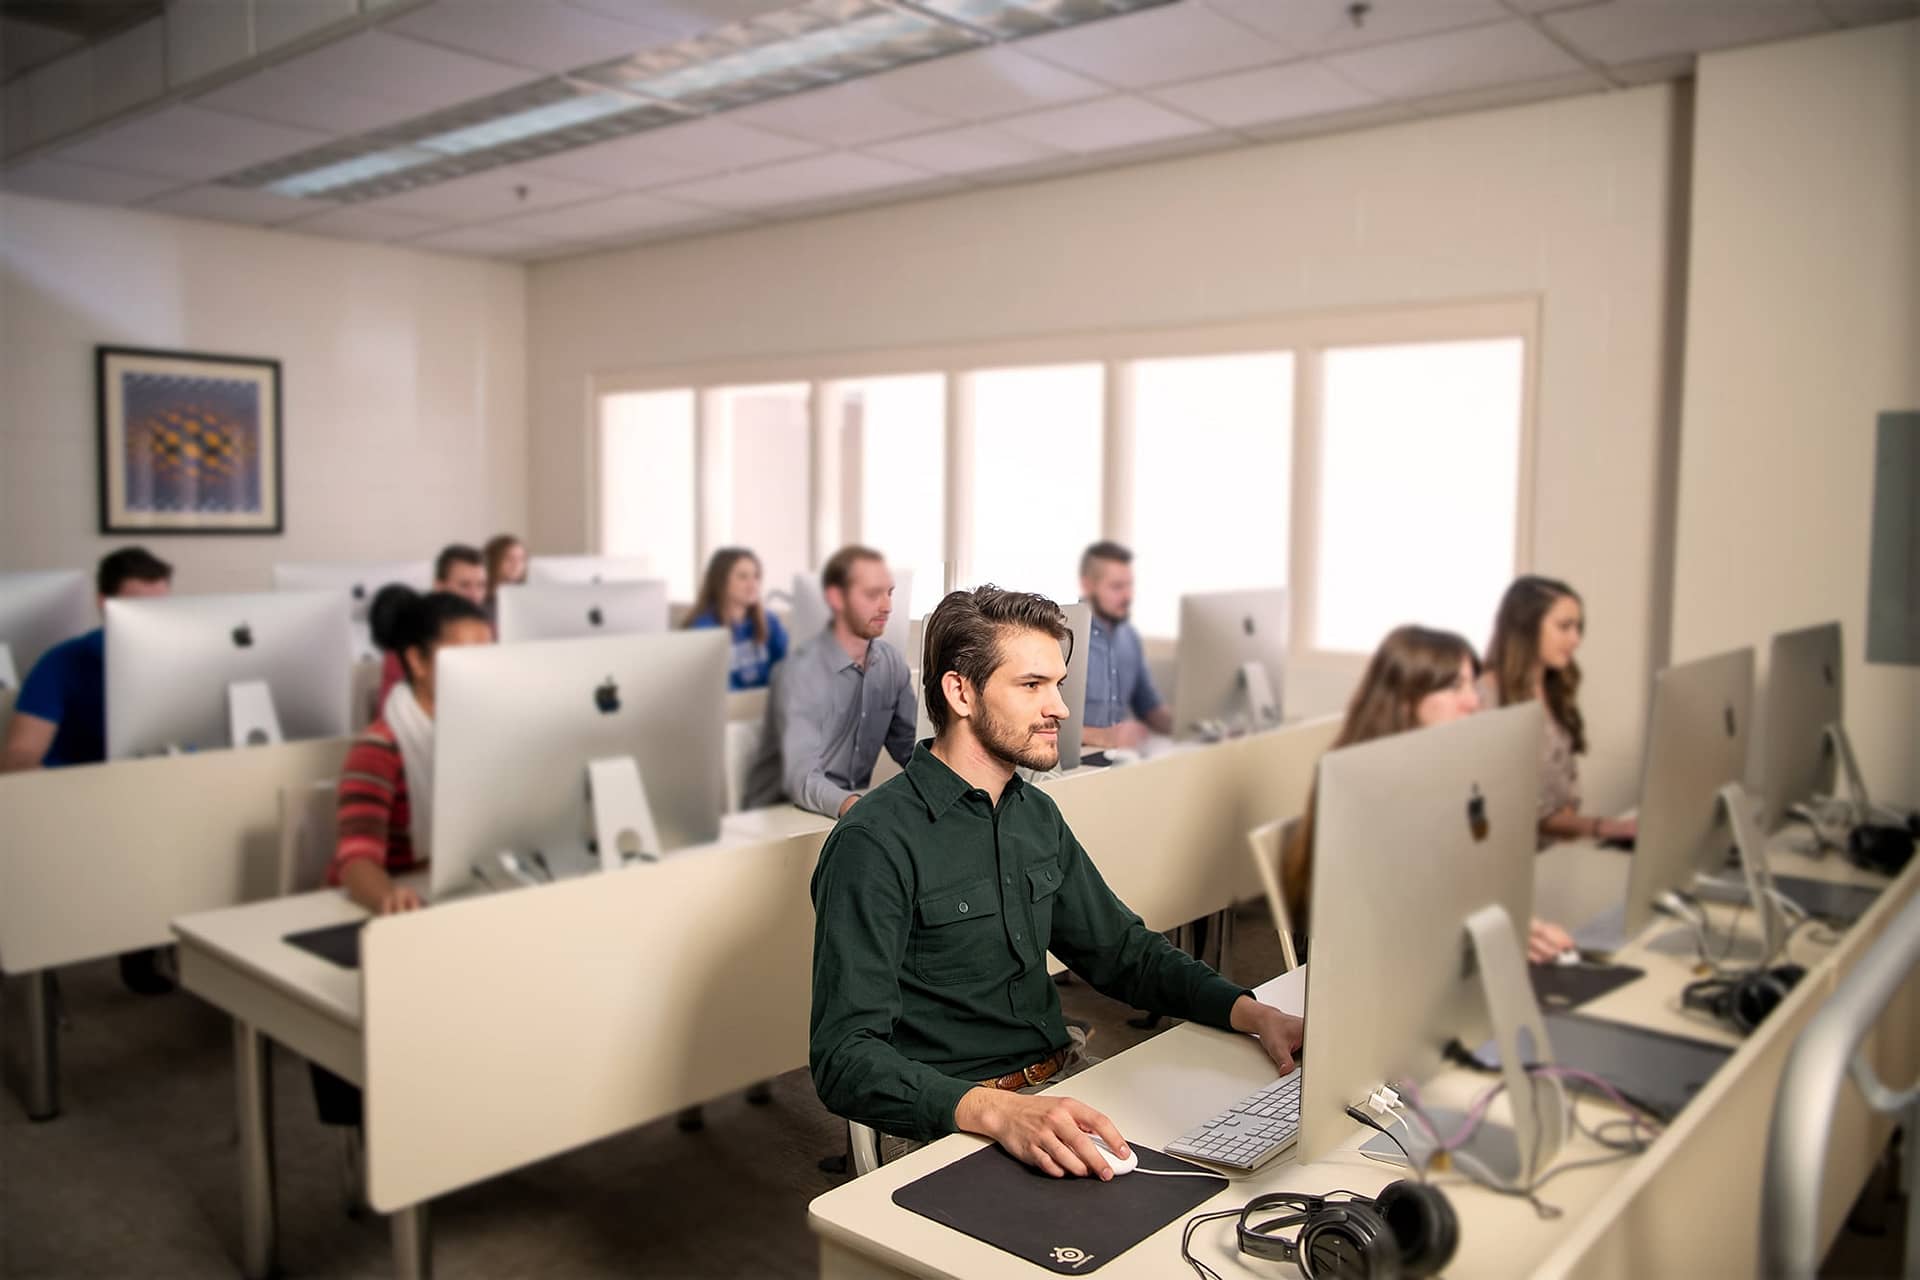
[1372,1180,1459,1278]
[1732,965,1804,1033]
[1299,1202,1400,1280]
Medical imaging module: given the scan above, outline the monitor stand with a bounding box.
[1694,781,1792,957]
[588,755,662,870]
[227,680,283,748]
[1187,663,1283,741]
[1824,721,1873,826]
[0,641,16,692]
[1362,904,1568,1185]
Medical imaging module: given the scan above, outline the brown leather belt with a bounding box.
[977,1047,1070,1092]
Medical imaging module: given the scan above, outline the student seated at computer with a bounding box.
[810,586,1304,1175]
[377,544,488,707]
[1479,576,1637,849]
[1075,541,1173,751]
[3,547,175,994]
[482,532,527,624]
[1281,625,1575,965]
[743,545,914,817]
[332,587,492,915]
[685,546,789,691]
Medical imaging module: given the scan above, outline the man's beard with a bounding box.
[840,605,887,641]
[975,699,1060,772]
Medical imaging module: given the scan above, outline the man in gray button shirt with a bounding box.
[745,545,917,817]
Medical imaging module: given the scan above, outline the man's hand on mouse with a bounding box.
[1230,995,1303,1075]
[954,1088,1130,1180]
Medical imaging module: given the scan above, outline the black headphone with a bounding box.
[1847,823,1914,877]
[1236,1181,1458,1279]
[1682,963,1806,1034]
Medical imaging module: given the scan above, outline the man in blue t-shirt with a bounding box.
[4,546,175,993]
[1077,542,1174,751]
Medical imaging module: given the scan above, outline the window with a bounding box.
[600,389,696,600]
[832,373,945,617]
[711,383,812,597]
[1128,353,1293,637]
[966,363,1103,598]
[1313,338,1525,654]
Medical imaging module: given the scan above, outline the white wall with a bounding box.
[528,86,1687,809]
[0,194,528,595]
[1672,22,1919,805]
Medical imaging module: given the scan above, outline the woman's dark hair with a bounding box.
[920,585,1073,735]
[369,585,490,685]
[482,533,524,599]
[1484,574,1587,754]
[687,547,767,646]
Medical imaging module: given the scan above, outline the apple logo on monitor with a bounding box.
[594,677,621,714]
[1822,662,1834,687]
[231,623,254,649]
[1724,705,1737,738]
[587,606,605,628]
[1466,784,1489,842]
[351,583,368,601]
[1242,615,1255,637]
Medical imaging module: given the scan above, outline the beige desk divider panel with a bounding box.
[363,830,831,1213]
[0,737,352,972]
[727,687,769,723]
[1040,717,1339,931]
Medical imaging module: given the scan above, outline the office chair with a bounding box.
[1246,818,1302,973]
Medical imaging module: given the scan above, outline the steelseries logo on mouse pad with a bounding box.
[1048,1245,1093,1269]
[1467,785,1490,842]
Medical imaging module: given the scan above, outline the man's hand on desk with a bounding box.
[1230,995,1303,1075]
[953,1088,1129,1181]
[379,887,424,915]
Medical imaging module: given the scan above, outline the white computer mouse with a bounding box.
[1102,747,1140,767]
[1553,949,1582,967]
[1087,1134,1137,1176]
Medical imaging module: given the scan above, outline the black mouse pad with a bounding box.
[892,1143,1225,1273]
[1472,1011,1732,1122]
[285,922,363,969]
[1528,961,1644,1012]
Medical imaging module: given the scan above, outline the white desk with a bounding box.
[808,844,1919,1279]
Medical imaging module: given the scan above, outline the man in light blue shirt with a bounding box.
[745,545,917,817]
[1078,541,1173,751]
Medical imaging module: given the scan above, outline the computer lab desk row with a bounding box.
[166,719,1340,1279]
[808,840,1919,1280]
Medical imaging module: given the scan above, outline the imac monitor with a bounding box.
[1057,601,1093,772]
[0,571,94,689]
[431,630,728,898]
[494,581,669,644]
[1759,622,1844,832]
[1173,588,1288,739]
[526,555,653,585]
[105,591,352,758]
[272,561,433,619]
[785,566,915,661]
[1300,702,1547,1171]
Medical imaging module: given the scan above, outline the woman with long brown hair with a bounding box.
[1479,576,1636,847]
[482,533,527,620]
[1281,624,1573,963]
[686,546,789,690]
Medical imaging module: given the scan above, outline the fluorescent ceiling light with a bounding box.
[412,91,640,156]
[909,0,1175,39]
[262,147,436,198]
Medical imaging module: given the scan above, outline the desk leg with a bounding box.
[25,969,59,1121]
[391,1203,431,1280]
[234,1021,278,1280]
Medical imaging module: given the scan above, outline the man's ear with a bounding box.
[940,670,972,722]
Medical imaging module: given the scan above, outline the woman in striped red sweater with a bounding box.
[330,587,492,914]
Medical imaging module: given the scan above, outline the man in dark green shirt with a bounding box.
[810,586,1305,1180]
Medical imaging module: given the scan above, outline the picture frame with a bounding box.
[96,345,284,536]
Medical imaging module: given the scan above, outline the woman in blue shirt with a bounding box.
[685,547,788,690]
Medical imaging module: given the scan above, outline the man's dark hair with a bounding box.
[96,546,173,597]
[921,585,1072,735]
[434,543,484,583]
[821,544,883,595]
[1079,540,1132,579]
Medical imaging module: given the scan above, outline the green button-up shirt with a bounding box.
[809,742,1254,1141]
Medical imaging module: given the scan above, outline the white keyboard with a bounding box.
[1165,1070,1302,1171]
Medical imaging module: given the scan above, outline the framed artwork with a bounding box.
[97,345,284,536]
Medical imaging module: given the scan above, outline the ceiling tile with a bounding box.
[1205,0,1510,55]
[284,204,451,240]
[254,0,360,53]
[409,223,559,255]
[1,79,30,157]
[523,116,817,187]
[731,79,954,146]
[0,157,183,205]
[993,95,1212,154]
[655,151,933,210]
[1543,2,1833,66]
[354,166,615,221]
[194,32,536,135]
[1,18,83,83]
[22,51,93,149]
[140,184,325,225]
[1403,68,1610,116]
[484,189,733,239]
[865,123,1062,176]
[564,0,795,38]
[1819,0,1920,24]
[1151,59,1377,128]
[1018,1,1292,88]
[383,0,680,73]
[1324,19,1587,99]
[864,46,1105,120]
[94,20,166,122]
[51,106,334,182]
[1240,100,1417,142]
[167,0,254,88]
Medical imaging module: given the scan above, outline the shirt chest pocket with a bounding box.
[1024,859,1063,945]
[910,877,1003,986]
